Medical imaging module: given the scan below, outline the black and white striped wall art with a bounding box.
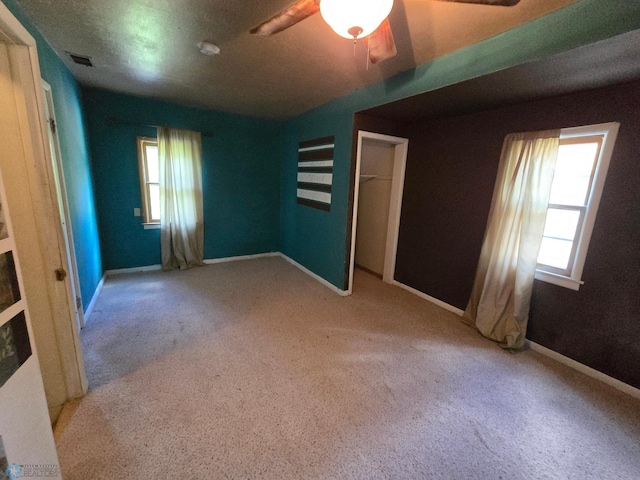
[297,136,334,212]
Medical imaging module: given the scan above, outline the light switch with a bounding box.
[134,208,141,217]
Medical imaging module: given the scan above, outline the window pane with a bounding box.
[538,237,573,270]
[146,145,159,183]
[542,208,580,241]
[149,184,160,221]
[548,142,598,206]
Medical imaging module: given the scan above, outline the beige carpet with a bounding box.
[54,257,640,479]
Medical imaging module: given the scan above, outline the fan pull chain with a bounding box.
[366,39,370,71]
[349,26,363,59]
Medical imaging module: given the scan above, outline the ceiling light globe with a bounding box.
[320,0,394,39]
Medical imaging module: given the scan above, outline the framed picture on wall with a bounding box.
[297,136,334,212]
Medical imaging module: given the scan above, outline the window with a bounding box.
[535,122,619,290]
[137,137,160,224]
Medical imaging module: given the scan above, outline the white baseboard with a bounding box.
[105,253,280,277]
[203,252,279,265]
[392,280,465,316]
[279,253,349,296]
[527,340,640,400]
[83,274,106,325]
[105,264,162,276]
[48,403,64,427]
[391,279,640,400]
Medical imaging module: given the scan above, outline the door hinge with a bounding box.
[49,118,56,134]
[55,268,67,281]
[76,296,82,310]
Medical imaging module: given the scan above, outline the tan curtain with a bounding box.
[463,130,560,349]
[158,127,204,271]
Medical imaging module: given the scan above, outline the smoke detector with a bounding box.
[197,42,220,56]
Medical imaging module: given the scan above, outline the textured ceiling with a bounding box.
[17,0,579,118]
[363,29,640,122]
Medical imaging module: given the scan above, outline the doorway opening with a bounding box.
[348,131,408,294]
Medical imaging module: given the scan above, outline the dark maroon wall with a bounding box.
[395,80,640,388]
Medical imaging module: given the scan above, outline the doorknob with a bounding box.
[55,268,67,281]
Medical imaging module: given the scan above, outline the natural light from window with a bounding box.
[537,139,600,271]
[146,144,160,221]
[137,137,160,224]
[534,122,619,290]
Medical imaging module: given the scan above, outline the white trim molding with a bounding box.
[527,340,640,400]
[105,264,162,276]
[203,252,279,265]
[1,2,88,399]
[392,280,465,316]
[83,274,106,326]
[535,122,620,290]
[279,253,349,296]
[534,270,583,291]
[105,252,280,276]
[390,278,640,400]
[348,131,409,295]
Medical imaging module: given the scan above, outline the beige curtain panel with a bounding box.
[158,127,204,271]
[463,130,560,349]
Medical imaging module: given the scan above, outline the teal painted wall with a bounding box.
[280,0,640,290]
[5,0,640,296]
[1,0,102,310]
[82,88,283,271]
[281,116,353,289]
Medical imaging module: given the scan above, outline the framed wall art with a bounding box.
[297,136,334,212]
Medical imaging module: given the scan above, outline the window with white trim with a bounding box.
[137,137,160,225]
[535,122,619,290]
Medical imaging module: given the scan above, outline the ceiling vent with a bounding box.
[67,52,93,67]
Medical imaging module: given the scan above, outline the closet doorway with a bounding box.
[348,131,408,293]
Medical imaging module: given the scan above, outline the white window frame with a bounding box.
[535,122,619,290]
[137,136,160,226]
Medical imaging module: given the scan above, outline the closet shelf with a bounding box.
[359,175,392,183]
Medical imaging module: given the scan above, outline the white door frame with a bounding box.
[0,3,87,405]
[0,47,60,467]
[348,131,409,294]
[41,80,85,329]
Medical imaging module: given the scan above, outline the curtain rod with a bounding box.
[106,117,214,137]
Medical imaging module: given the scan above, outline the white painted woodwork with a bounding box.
[355,140,395,275]
[42,81,86,331]
[0,3,87,426]
[348,131,409,294]
[0,29,60,471]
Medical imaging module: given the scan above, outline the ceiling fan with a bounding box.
[251,0,521,65]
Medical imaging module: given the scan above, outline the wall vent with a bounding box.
[67,52,93,67]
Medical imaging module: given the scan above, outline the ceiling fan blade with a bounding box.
[367,19,397,65]
[250,0,320,35]
[429,0,521,6]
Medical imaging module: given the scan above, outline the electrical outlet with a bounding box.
[134,208,141,217]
